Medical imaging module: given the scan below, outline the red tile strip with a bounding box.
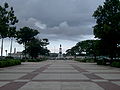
[109,79,120,81]
[71,64,88,72]
[93,72,120,74]
[18,64,51,80]
[33,64,51,73]
[71,64,104,79]
[0,82,27,90]
[96,82,120,90]
[0,64,51,90]
[18,73,38,80]
[84,73,104,79]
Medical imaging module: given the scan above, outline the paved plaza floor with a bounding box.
[0,60,120,90]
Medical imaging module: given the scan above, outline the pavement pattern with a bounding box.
[0,60,120,90]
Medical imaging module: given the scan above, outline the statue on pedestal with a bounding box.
[57,44,63,59]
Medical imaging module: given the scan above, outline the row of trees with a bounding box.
[66,40,117,60]
[66,40,98,60]
[66,0,120,60]
[0,3,49,59]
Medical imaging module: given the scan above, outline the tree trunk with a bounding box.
[9,38,13,56]
[1,38,4,56]
[94,53,97,62]
[24,44,27,59]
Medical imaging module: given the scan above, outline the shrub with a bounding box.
[75,58,95,63]
[5,56,14,59]
[27,58,47,62]
[97,60,106,65]
[111,61,120,68]
[20,59,27,62]
[0,59,21,68]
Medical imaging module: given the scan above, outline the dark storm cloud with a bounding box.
[0,0,105,41]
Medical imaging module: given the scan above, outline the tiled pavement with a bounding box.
[0,60,120,90]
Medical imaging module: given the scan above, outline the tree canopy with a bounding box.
[66,40,99,57]
[93,0,120,59]
[25,38,50,59]
[16,27,39,45]
[0,2,18,56]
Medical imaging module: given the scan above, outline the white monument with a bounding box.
[57,44,63,59]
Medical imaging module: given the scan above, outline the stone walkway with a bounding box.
[0,60,120,90]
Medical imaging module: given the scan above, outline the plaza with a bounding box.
[0,60,120,90]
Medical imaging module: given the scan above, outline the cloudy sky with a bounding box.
[0,0,105,55]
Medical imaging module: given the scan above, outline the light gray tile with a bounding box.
[33,74,61,80]
[61,74,89,80]
[62,82,104,90]
[0,82,10,87]
[0,74,26,80]
[112,81,120,86]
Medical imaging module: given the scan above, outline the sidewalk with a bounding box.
[0,60,120,90]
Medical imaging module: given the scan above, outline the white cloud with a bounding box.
[35,21,47,30]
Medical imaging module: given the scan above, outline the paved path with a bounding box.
[0,60,120,90]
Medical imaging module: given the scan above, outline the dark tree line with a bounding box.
[66,40,99,60]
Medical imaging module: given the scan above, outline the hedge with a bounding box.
[75,58,95,63]
[27,58,47,62]
[21,57,48,62]
[111,61,120,68]
[97,60,106,65]
[0,59,21,68]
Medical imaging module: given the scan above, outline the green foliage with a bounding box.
[20,59,26,62]
[66,40,100,60]
[97,60,106,65]
[25,38,50,59]
[16,27,39,58]
[0,2,18,38]
[27,57,48,62]
[16,27,39,45]
[111,61,120,68]
[0,2,18,56]
[75,58,95,63]
[66,46,78,56]
[5,56,14,59]
[93,0,120,59]
[0,59,21,67]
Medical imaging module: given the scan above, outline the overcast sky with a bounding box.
[0,0,105,55]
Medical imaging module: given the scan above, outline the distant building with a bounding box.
[8,52,24,59]
[49,53,58,57]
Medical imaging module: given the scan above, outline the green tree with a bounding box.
[25,38,49,59]
[16,27,39,58]
[66,40,100,60]
[93,0,120,60]
[76,40,99,60]
[66,46,80,58]
[8,7,18,56]
[0,2,18,56]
